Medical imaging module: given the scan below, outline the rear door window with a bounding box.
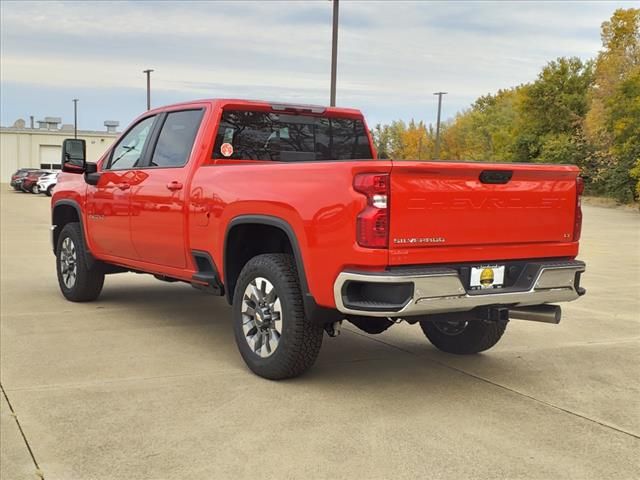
[149,109,204,168]
[213,110,373,161]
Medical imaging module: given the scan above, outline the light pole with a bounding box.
[143,69,154,110]
[72,98,79,139]
[330,0,339,107]
[433,91,447,159]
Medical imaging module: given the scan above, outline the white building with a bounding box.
[0,117,120,182]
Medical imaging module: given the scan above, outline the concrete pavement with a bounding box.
[1,187,638,479]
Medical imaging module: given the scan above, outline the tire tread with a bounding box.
[56,222,104,302]
[233,254,323,379]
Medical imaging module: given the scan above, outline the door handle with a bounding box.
[166,181,183,191]
[117,183,130,190]
[479,170,513,184]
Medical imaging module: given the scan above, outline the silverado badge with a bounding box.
[393,237,446,245]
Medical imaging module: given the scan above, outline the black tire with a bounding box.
[31,184,39,194]
[56,222,105,302]
[232,253,323,380]
[46,185,54,197]
[419,317,508,354]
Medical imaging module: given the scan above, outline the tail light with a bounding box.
[354,173,389,248]
[573,176,584,241]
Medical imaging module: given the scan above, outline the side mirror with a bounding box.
[62,139,86,173]
[84,162,101,186]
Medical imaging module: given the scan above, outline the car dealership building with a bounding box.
[0,117,119,182]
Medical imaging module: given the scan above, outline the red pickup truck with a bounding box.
[52,99,586,379]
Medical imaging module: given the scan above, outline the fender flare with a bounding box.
[51,199,96,268]
[223,215,343,326]
[223,215,309,301]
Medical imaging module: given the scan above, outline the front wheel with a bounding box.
[419,317,508,354]
[232,254,323,380]
[31,184,39,194]
[56,223,105,302]
[46,185,54,197]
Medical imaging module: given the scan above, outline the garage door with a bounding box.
[39,145,62,169]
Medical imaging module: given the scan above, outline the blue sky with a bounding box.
[0,0,635,131]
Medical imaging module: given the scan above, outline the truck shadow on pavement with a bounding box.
[91,279,484,384]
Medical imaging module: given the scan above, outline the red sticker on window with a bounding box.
[220,143,234,157]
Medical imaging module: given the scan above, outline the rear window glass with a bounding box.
[150,110,203,168]
[213,110,373,161]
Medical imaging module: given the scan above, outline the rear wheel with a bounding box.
[419,317,507,354]
[46,185,54,197]
[31,184,39,194]
[56,223,105,302]
[232,254,323,380]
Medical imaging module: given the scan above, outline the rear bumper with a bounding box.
[333,260,585,317]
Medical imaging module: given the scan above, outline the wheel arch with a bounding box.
[223,215,309,305]
[223,215,344,327]
[51,200,96,268]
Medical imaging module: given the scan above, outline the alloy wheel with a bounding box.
[241,277,283,358]
[59,237,77,288]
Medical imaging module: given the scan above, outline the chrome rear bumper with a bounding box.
[334,260,585,317]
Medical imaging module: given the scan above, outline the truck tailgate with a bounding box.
[388,161,580,265]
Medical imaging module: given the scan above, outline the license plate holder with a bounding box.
[469,265,505,290]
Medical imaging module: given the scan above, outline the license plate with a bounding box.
[469,265,505,290]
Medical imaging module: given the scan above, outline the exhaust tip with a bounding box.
[509,305,561,324]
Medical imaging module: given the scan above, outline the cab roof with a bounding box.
[146,98,364,117]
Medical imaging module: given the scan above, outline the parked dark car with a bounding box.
[10,168,38,191]
[20,170,53,193]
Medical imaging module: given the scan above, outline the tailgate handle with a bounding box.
[479,170,513,184]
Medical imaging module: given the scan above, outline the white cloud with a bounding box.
[1,0,635,128]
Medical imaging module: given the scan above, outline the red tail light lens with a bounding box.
[573,176,584,241]
[354,173,389,248]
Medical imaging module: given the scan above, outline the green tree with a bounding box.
[602,67,640,201]
[440,88,520,161]
[585,8,640,200]
[513,57,593,163]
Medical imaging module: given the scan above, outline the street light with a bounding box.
[72,98,79,139]
[433,91,447,159]
[330,0,339,106]
[143,69,154,110]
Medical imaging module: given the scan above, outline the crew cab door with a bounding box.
[129,109,205,269]
[86,115,157,259]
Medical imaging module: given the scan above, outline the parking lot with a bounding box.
[1,186,638,480]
